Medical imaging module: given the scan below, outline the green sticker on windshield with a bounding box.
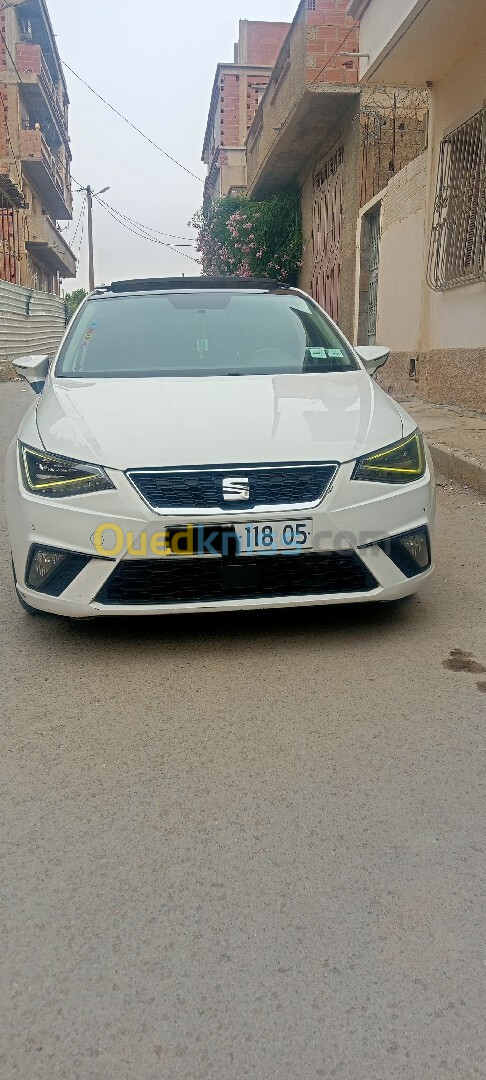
[327,349,344,358]
[306,348,327,358]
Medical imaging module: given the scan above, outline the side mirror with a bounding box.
[355,345,390,376]
[12,354,50,394]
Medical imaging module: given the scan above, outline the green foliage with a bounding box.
[65,289,87,322]
[191,188,302,284]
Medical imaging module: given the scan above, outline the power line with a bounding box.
[0,22,24,84]
[74,206,85,262]
[70,194,86,251]
[95,198,194,242]
[94,196,200,262]
[61,60,204,184]
[310,20,360,85]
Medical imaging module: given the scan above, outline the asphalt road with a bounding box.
[1,382,485,1080]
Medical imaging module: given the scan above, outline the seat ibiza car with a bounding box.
[5,277,434,617]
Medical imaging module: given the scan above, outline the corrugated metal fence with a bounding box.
[0,279,66,365]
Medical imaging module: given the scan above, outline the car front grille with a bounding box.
[127,463,337,511]
[95,552,377,606]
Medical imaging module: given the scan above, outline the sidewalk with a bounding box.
[401,397,486,496]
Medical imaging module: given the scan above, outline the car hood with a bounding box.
[35,372,406,470]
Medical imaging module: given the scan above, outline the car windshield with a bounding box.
[56,290,359,378]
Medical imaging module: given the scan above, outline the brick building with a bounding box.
[202,20,290,207]
[350,0,486,412]
[245,0,426,340]
[0,0,75,292]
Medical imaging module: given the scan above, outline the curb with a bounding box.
[428,442,486,497]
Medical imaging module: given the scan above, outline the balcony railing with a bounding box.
[19,129,72,218]
[25,213,76,277]
[15,44,69,136]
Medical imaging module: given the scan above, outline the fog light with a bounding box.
[399,530,429,569]
[27,547,68,590]
[378,527,431,578]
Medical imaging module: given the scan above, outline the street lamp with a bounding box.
[83,184,110,291]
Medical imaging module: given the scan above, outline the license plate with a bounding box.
[164,520,313,556]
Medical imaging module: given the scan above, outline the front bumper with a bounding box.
[5,443,435,618]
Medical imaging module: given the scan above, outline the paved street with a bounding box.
[1,381,485,1080]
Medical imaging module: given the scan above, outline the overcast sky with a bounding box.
[47,0,298,292]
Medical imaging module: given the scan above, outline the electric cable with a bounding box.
[94,196,200,262]
[62,60,204,184]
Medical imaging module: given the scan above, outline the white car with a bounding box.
[5,277,435,618]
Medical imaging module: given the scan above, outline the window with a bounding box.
[428,107,486,290]
[307,0,316,9]
[56,292,359,379]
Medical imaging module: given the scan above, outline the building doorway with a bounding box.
[311,145,344,324]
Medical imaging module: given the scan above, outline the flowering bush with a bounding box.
[191,188,302,284]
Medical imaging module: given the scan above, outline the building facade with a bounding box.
[245,0,425,342]
[0,0,76,293]
[202,20,290,208]
[350,0,486,411]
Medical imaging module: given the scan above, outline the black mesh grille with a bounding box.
[96,552,377,606]
[127,464,337,511]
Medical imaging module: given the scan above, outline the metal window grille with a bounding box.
[307,0,316,10]
[314,146,344,189]
[366,206,381,345]
[312,146,344,322]
[428,107,486,290]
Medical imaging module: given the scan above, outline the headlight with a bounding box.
[352,430,425,484]
[19,442,115,498]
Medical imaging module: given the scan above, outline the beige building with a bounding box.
[245,0,426,343]
[0,0,75,293]
[349,0,486,411]
[201,20,290,208]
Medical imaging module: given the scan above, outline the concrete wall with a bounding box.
[348,0,420,79]
[373,152,427,352]
[220,148,246,198]
[246,18,307,193]
[355,15,486,413]
[377,350,486,413]
[368,136,486,412]
[299,96,361,342]
[422,38,486,352]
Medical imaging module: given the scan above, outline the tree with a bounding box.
[65,289,87,323]
[191,188,302,284]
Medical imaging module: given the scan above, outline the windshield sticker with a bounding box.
[327,349,345,358]
[306,348,328,358]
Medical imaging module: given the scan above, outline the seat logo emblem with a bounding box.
[223,477,250,501]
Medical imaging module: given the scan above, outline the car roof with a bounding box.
[91,277,288,297]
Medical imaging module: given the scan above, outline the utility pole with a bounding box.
[86,185,94,293]
[79,184,110,292]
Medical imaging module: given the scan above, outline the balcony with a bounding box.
[20,129,72,219]
[246,1,359,197]
[16,43,69,147]
[25,213,76,277]
[348,0,485,85]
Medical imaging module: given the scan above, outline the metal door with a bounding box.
[311,146,344,324]
[367,207,380,344]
